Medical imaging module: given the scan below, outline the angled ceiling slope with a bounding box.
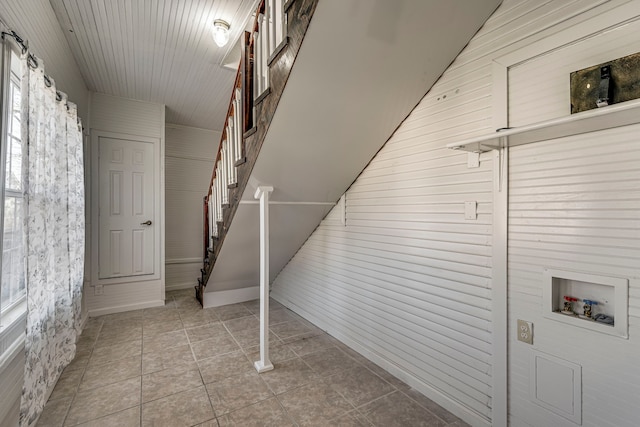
[207,0,502,299]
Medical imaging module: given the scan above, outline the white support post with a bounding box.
[254,185,274,373]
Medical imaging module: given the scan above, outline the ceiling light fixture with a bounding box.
[212,19,230,47]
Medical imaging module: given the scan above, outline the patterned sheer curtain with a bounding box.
[18,54,85,427]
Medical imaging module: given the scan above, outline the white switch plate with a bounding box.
[94,284,104,296]
[464,201,477,220]
[467,152,480,168]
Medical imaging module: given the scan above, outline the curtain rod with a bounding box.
[0,24,83,130]
[1,30,39,69]
[1,29,75,107]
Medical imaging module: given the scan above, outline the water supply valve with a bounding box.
[582,299,598,319]
[562,296,578,314]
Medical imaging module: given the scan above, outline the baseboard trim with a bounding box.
[203,286,259,308]
[87,300,165,317]
[270,294,490,427]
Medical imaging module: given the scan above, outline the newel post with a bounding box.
[254,185,274,373]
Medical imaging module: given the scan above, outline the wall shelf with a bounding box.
[447,98,640,152]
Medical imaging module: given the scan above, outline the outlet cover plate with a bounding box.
[517,319,533,344]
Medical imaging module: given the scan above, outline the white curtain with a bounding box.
[19,56,85,427]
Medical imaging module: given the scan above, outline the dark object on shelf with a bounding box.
[593,313,614,325]
[570,52,640,113]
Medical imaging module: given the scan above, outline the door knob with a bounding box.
[141,220,152,226]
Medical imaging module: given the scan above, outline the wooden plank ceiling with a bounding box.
[49,0,256,130]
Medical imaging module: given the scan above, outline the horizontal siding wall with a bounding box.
[165,124,219,290]
[270,0,617,425]
[508,130,640,427]
[505,6,640,426]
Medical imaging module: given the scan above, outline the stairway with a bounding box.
[198,0,502,307]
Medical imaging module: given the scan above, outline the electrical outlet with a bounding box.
[94,284,104,296]
[517,319,533,345]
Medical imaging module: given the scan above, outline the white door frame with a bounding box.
[91,130,162,286]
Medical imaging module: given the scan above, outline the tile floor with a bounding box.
[36,289,470,427]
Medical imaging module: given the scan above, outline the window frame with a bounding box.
[0,37,27,356]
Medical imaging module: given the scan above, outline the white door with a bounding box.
[98,137,155,279]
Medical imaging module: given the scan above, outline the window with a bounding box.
[0,45,26,322]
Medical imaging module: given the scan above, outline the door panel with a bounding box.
[99,136,155,279]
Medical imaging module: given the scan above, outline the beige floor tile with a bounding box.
[75,335,97,352]
[259,357,317,395]
[193,420,219,427]
[142,366,203,403]
[142,318,184,337]
[218,398,294,427]
[213,303,252,321]
[190,333,240,360]
[36,397,72,427]
[268,308,297,325]
[198,351,253,384]
[223,315,259,333]
[142,386,214,427]
[88,339,142,366]
[360,359,409,390]
[96,325,142,346]
[205,370,273,415]
[278,379,353,426]
[327,366,395,407]
[359,391,446,427]
[278,328,326,345]
[79,356,141,391]
[185,322,227,343]
[270,320,312,340]
[241,299,260,314]
[229,329,281,349]
[48,369,83,402]
[101,310,144,324]
[84,317,104,330]
[142,344,196,374]
[302,346,362,377]
[174,296,202,310]
[166,289,193,298]
[402,388,463,424]
[79,325,101,341]
[142,329,189,354]
[65,377,140,426]
[287,334,334,357]
[38,299,466,427]
[64,349,92,372]
[245,342,298,364]
[179,310,219,328]
[76,406,140,427]
[143,305,180,320]
[331,411,373,427]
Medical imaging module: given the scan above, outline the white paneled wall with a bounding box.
[165,124,220,291]
[508,130,640,427]
[270,0,631,426]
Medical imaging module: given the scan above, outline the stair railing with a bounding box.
[252,0,288,102]
[198,0,309,305]
[199,1,283,300]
